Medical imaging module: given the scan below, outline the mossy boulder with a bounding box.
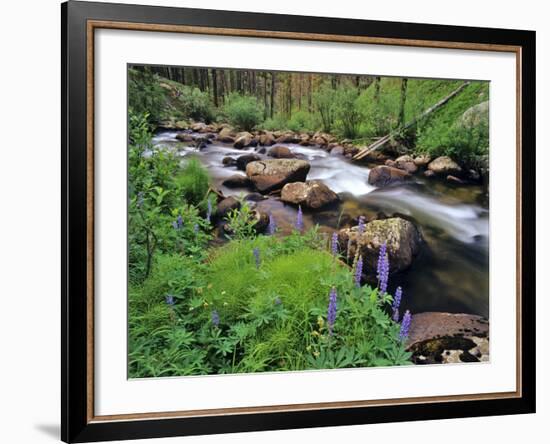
[367,165,410,187]
[281,180,339,209]
[246,159,311,193]
[338,217,421,274]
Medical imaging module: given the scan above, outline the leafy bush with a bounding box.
[176,157,210,207]
[333,87,361,139]
[175,86,214,123]
[224,200,257,240]
[313,83,337,132]
[224,93,263,131]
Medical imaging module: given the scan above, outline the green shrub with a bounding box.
[175,86,214,123]
[224,93,263,131]
[312,83,337,132]
[176,157,210,206]
[334,87,361,139]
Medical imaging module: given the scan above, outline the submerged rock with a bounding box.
[175,132,194,142]
[268,145,296,159]
[222,174,251,188]
[406,312,490,365]
[233,132,254,148]
[428,156,462,176]
[394,155,418,174]
[246,159,311,194]
[216,196,240,218]
[281,180,339,209]
[236,154,261,171]
[338,217,421,274]
[367,165,410,187]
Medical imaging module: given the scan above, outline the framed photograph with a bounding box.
[61,1,535,442]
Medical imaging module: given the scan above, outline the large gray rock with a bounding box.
[368,165,410,187]
[281,180,339,209]
[338,217,421,274]
[217,127,236,143]
[428,156,462,176]
[246,159,311,194]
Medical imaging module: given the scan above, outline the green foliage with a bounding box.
[287,110,318,132]
[312,83,337,132]
[174,86,214,123]
[176,157,210,207]
[129,232,411,378]
[224,93,263,131]
[128,69,166,128]
[333,87,361,138]
[224,199,257,240]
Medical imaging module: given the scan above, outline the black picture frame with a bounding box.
[61,1,536,442]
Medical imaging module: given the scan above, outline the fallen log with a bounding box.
[353,81,471,161]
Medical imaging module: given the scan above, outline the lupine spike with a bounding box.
[165,294,175,306]
[331,232,339,256]
[357,216,366,235]
[253,247,261,269]
[211,309,220,327]
[354,255,363,287]
[295,205,304,232]
[177,214,183,229]
[377,242,390,294]
[268,212,277,235]
[327,287,338,336]
[399,310,412,341]
[392,287,403,321]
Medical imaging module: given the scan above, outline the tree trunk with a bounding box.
[270,72,276,118]
[374,77,381,102]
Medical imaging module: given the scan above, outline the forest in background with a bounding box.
[129,65,489,168]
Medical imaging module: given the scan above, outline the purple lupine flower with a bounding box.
[253,247,261,269]
[399,310,412,341]
[377,242,390,294]
[357,216,366,235]
[331,232,339,256]
[206,198,212,223]
[211,309,220,327]
[267,213,277,235]
[137,191,144,208]
[354,255,363,287]
[392,286,403,322]
[327,287,337,336]
[165,294,175,306]
[172,221,179,230]
[193,223,199,234]
[177,214,183,228]
[295,205,304,232]
[274,297,282,306]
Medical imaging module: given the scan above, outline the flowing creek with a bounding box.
[152,130,489,318]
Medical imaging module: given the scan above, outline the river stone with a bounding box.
[428,156,462,176]
[338,217,421,274]
[268,145,296,159]
[367,165,411,187]
[252,209,270,233]
[281,180,339,209]
[395,155,418,174]
[406,312,490,365]
[190,122,208,132]
[217,127,236,143]
[275,132,300,144]
[446,175,465,185]
[413,154,432,167]
[216,196,240,218]
[233,132,254,148]
[222,156,236,167]
[236,154,261,171]
[259,132,276,146]
[222,174,251,188]
[246,159,311,194]
[330,146,345,156]
[175,132,194,142]
[406,312,489,348]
